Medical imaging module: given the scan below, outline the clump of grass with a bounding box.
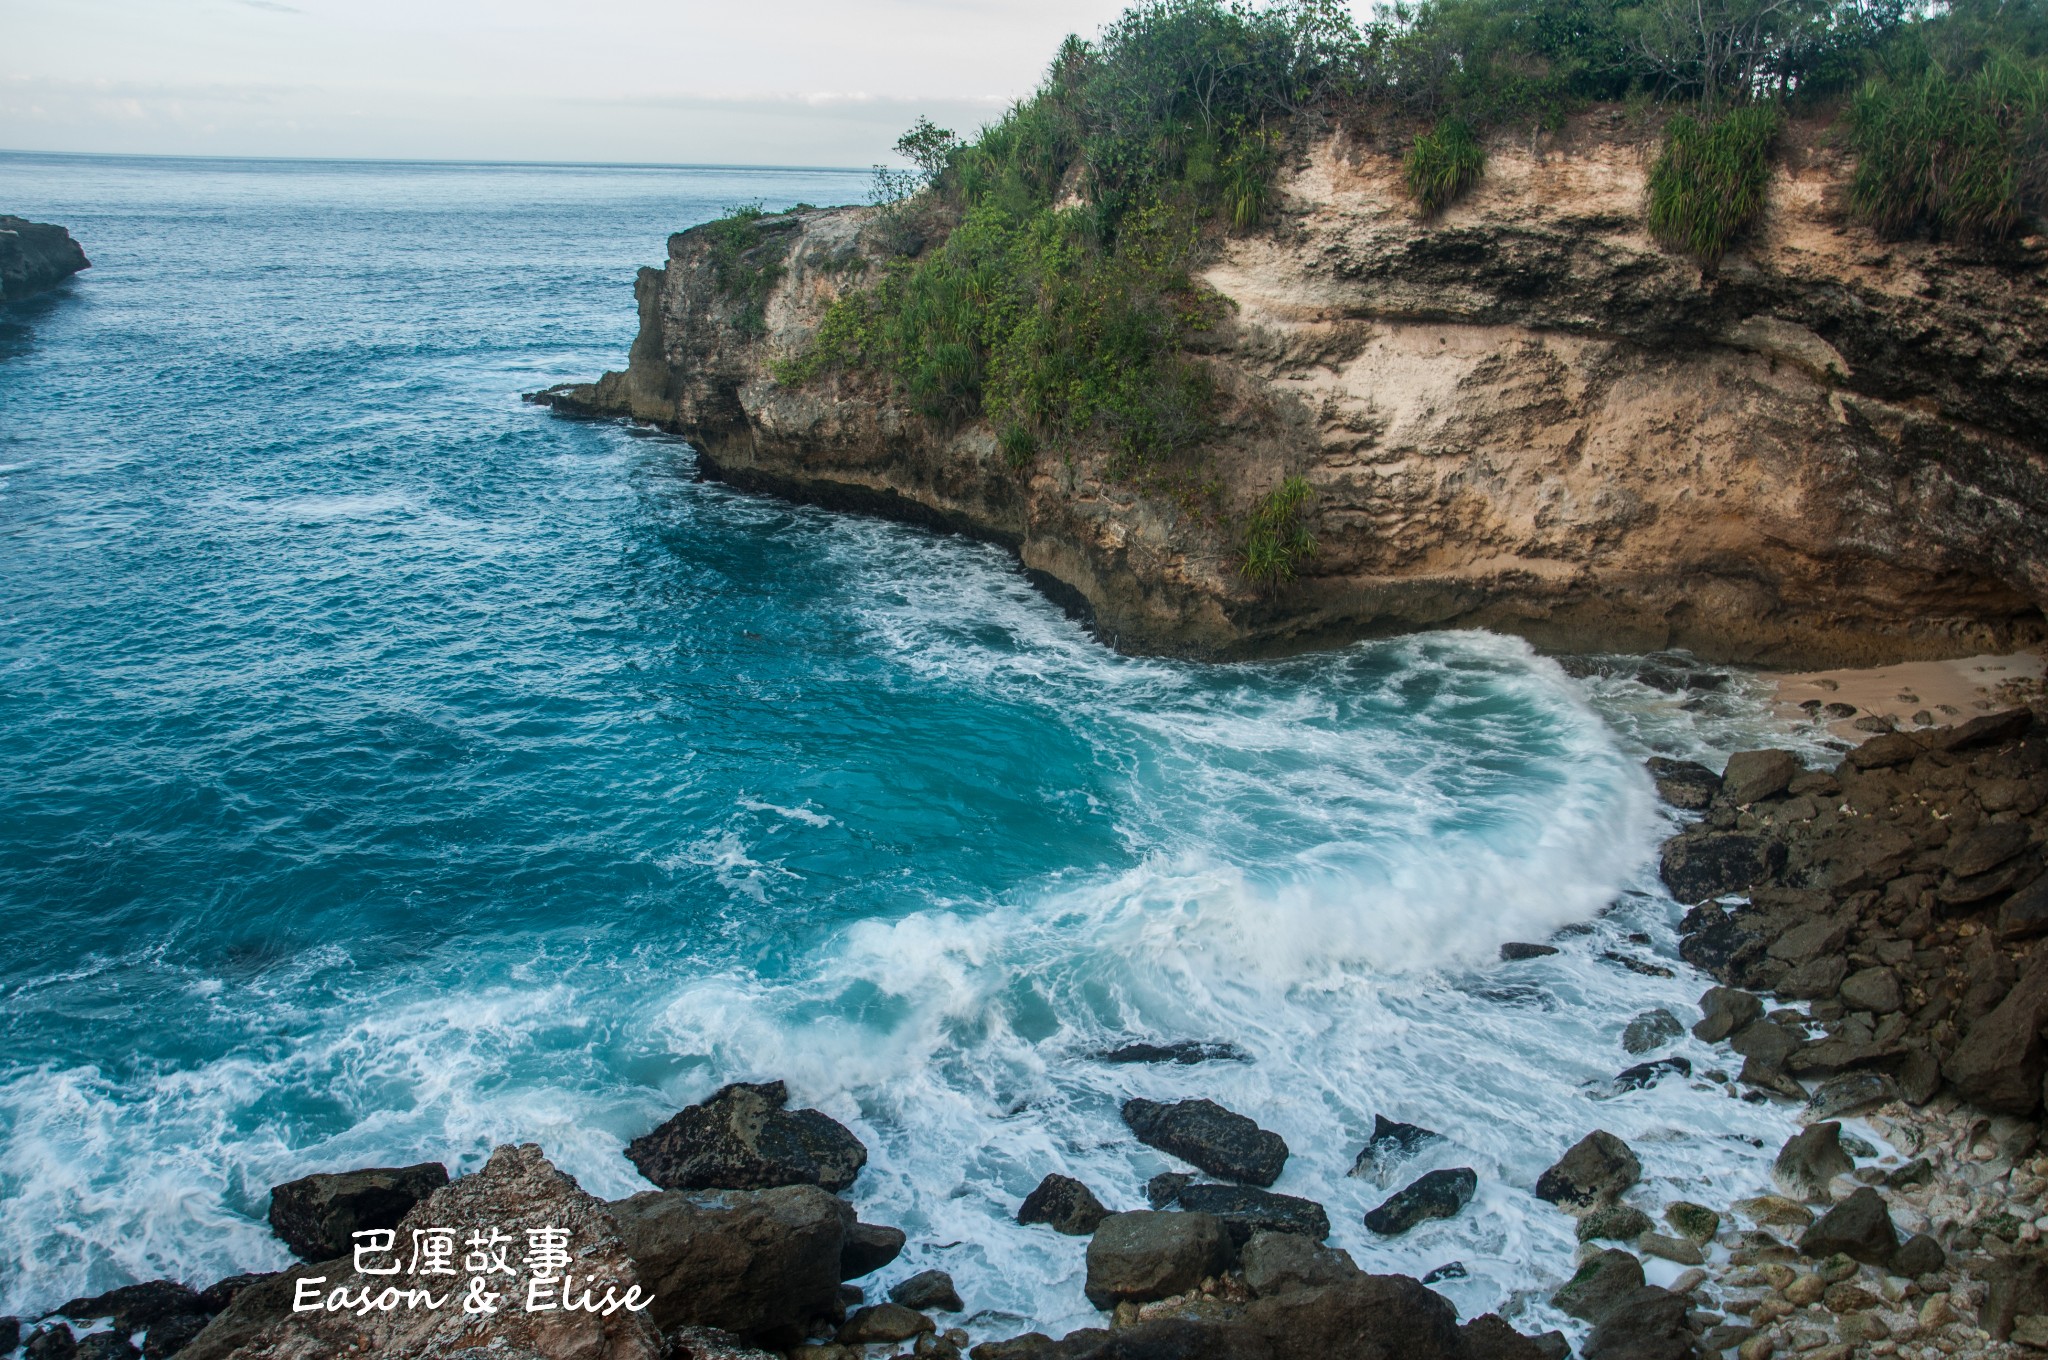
[1240,476,1317,584]
[702,201,788,335]
[1847,53,2048,241]
[1647,105,1781,265]
[1404,118,1486,214]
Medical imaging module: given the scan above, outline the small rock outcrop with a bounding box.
[1799,1185,1900,1266]
[1083,1211,1233,1308]
[1018,1173,1111,1235]
[889,1269,964,1312]
[0,217,89,301]
[1535,1131,1640,1212]
[1120,1098,1288,1187]
[265,1161,449,1261]
[1168,1183,1331,1244]
[625,1080,867,1193]
[1347,1115,1439,1180]
[1363,1168,1477,1236]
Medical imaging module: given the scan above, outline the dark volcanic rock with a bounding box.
[1464,1312,1569,1360]
[1499,941,1560,960]
[1774,1122,1855,1202]
[1659,831,1785,902]
[1998,875,2048,940]
[1801,1186,1898,1266]
[838,1302,935,1345]
[1721,749,1801,804]
[1582,1284,1696,1360]
[1347,1114,1440,1178]
[0,217,90,301]
[24,1326,78,1360]
[59,1281,204,1331]
[625,1079,867,1192]
[1019,1172,1111,1235]
[141,1312,210,1359]
[1172,1183,1331,1244]
[1945,955,2048,1113]
[266,1161,449,1261]
[1097,1040,1249,1065]
[610,1182,846,1345]
[194,1273,274,1314]
[176,1263,333,1360]
[1693,986,1763,1042]
[1240,1274,1470,1360]
[1646,757,1721,810]
[1622,1008,1684,1053]
[1535,1131,1640,1211]
[840,1216,906,1279]
[1611,1057,1691,1091]
[1239,1231,1361,1296]
[1894,1232,1947,1277]
[1363,1168,1477,1235]
[1550,1248,1646,1323]
[1146,1171,1193,1208]
[1083,1211,1232,1308]
[76,1336,139,1360]
[1121,1098,1288,1187]
[890,1269,964,1312]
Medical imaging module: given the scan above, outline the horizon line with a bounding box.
[0,146,874,174]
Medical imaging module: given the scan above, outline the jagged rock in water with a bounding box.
[1363,1168,1477,1236]
[0,217,90,301]
[265,1161,449,1261]
[1535,1132,1640,1212]
[1645,757,1721,810]
[1347,1114,1440,1180]
[1120,1097,1287,1187]
[1499,941,1559,960]
[1018,1173,1110,1236]
[1659,832,1786,903]
[840,1215,905,1279]
[1622,1008,1683,1054]
[1693,986,1763,1042]
[625,1079,867,1193]
[1170,1183,1331,1244]
[889,1269,964,1312]
[1095,1040,1249,1064]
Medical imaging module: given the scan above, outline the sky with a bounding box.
[0,0,1159,166]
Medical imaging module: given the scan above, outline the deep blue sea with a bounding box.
[0,151,1826,1339]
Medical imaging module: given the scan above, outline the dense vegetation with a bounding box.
[768,0,2046,582]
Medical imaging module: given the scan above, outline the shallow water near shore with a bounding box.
[2,151,1833,1337]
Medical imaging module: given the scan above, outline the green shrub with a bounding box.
[1847,52,2048,240]
[1240,476,1317,583]
[1404,117,1486,213]
[703,201,788,335]
[1647,104,1781,264]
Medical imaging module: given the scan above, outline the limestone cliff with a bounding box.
[539,112,2048,666]
[0,217,89,302]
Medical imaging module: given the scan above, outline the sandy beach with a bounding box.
[1766,651,2045,742]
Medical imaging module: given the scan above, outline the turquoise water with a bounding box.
[1,152,1813,1338]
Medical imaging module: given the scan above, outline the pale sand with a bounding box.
[1766,649,2045,742]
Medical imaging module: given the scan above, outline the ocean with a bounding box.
[0,150,1828,1339]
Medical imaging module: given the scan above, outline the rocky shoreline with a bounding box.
[12,704,2048,1360]
[0,218,89,303]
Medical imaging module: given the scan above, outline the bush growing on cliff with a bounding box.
[1847,49,2048,239]
[1240,476,1318,583]
[1404,117,1487,212]
[1647,104,1781,263]
[703,202,788,336]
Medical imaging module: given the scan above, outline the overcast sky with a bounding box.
[0,0,1163,165]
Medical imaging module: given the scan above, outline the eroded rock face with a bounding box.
[266,1162,450,1261]
[189,1144,661,1360]
[625,1080,867,1193]
[541,114,2048,667]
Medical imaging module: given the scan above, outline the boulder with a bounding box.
[1693,987,1763,1043]
[1947,822,2033,878]
[1659,832,1784,902]
[58,1282,205,1331]
[1945,954,2048,1113]
[78,1338,139,1360]
[24,1327,79,1359]
[1576,1204,1654,1243]
[1646,757,1721,810]
[1623,1009,1684,1054]
[1613,1057,1690,1091]
[1984,1255,2048,1342]
[1778,954,1849,999]
[611,1181,846,1345]
[1241,1275,1470,1360]
[1239,1232,1360,1297]
[1774,1123,1855,1202]
[1665,1202,1720,1242]
[1120,1098,1287,1187]
[1018,1173,1110,1235]
[1838,966,1903,1015]
[1800,1187,1898,1266]
[1637,1232,1704,1266]
[1083,1212,1232,1308]
[0,217,90,301]
[1807,1071,1899,1121]
[840,1217,905,1279]
[837,1303,934,1345]
[1363,1168,1477,1236]
[1767,916,1850,964]
[1535,1131,1639,1212]
[1146,1172,1192,1209]
[1097,1041,1248,1065]
[140,1311,211,1357]
[1998,876,2048,940]
[1893,1232,1946,1277]
[1581,1284,1696,1360]
[1171,1183,1331,1244]
[626,1080,867,1193]
[1499,942,1559,960]
[188,1144,660,1360]
[1551,1248,1645,1323]
[890,1269,963,1312]
[1721,749,1800,805]
[1463,1313,1569,1360]
[265,1161,449,1261]
[1347,1115,1439,1179]
[1847,731,1928,769]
